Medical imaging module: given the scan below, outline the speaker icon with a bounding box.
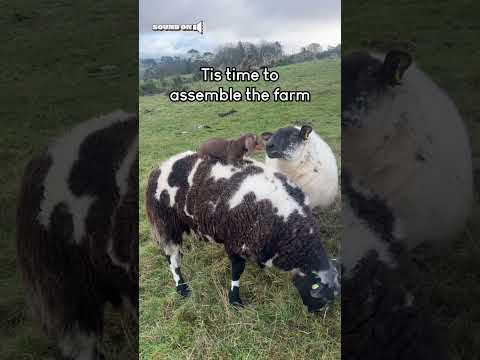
[192,20,204,34]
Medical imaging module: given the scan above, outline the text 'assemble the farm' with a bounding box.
[169,67,311,103]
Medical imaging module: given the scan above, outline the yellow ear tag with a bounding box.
[395,70,401,82]
[303,132,309,140]
[312,284,320,290]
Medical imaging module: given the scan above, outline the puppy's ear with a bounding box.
[382,50,412,85]
[300,125,313,140]
[245,135,256,154]
[261,132,273,142]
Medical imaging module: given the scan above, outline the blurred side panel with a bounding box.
[1,0,138,359]
[342,1,480,359]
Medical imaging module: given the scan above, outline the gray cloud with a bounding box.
[139,0,340,57]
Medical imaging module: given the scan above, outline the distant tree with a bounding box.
[243,42,259,61]
[213,41,284,69]
[316,44,341,59]
[306,43,322,53]
[172,75,182,87]
[202,51,214,63]
[213,44,236,67]
[191,58,209,71]
[143,66,164,81]
[141,58,156,67]
[184,59,193,73]
[187,49,200,58]
[237,42,246,64]
[259,41,283,66]
[160,56,174,64]
[139,79,160,96]
[273,41,283,59]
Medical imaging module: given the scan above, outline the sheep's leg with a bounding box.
[58,325,103,360]
[228,255,246,306]
[165,243,190,297]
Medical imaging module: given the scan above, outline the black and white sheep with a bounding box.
[17,110,138,360]
[342,50,473,248]
[145,152,340,312]
[342,170,448,359]
[261,125,339,209]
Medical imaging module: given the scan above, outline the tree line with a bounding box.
[139,41,340,96]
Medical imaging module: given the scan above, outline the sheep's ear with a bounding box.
[261,132,273,141]
[382,50,412,85]
[300,125,312,140]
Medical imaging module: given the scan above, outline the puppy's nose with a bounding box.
[255,142,265,150]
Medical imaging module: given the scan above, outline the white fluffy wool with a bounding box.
[265,129,339,209]
[344,54,473,248]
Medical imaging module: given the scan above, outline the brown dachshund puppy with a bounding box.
[198,133,264,163]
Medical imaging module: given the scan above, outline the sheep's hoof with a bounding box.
[228,288,244,307]
[176,283,190,298]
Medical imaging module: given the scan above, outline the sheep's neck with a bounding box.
[278,144,311,180]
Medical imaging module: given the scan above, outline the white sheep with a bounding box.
[342,50,473,248]
[261,125,339,209]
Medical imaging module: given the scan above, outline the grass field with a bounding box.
[139,58,341,359]
[0,1,137,358]
[343,1,480,357]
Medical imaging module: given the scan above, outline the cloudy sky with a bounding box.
[139,0,340,58]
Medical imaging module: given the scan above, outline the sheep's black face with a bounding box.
[293,261,341,313]
[261,125,312,160]
[342,50,412,128]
